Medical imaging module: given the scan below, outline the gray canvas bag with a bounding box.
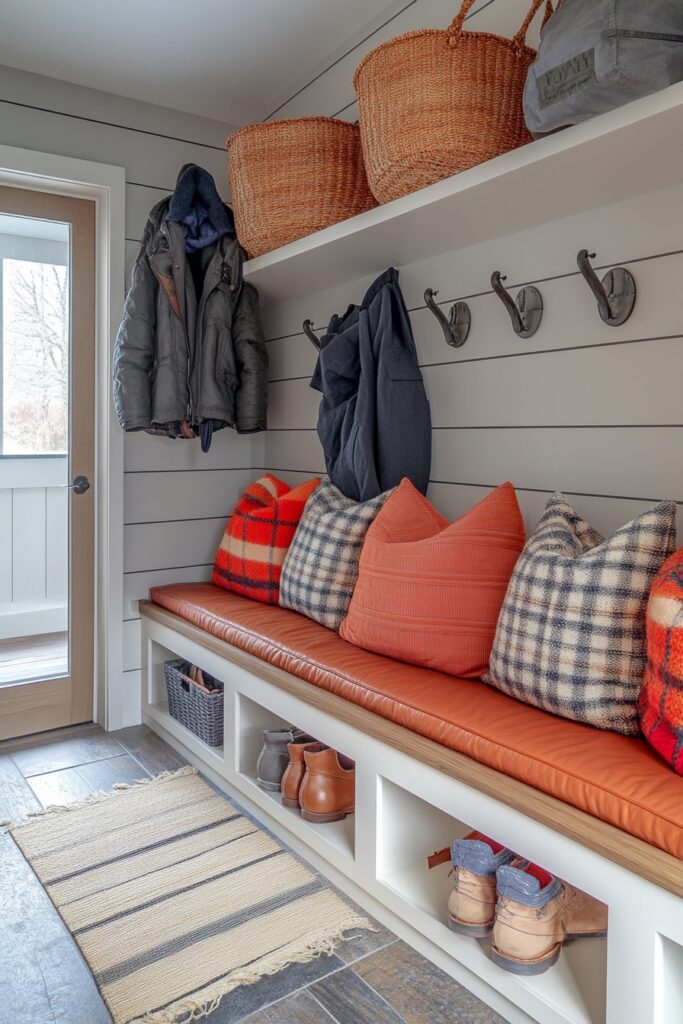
[523,0,683,135]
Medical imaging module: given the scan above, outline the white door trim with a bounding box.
[0,143,127,729]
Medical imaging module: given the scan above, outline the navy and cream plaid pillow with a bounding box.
[484,493,677,735]
[280,481,392,630]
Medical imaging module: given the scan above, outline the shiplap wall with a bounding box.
[263,0,545,123]
[253,0,683,545]
[0,64,252,699]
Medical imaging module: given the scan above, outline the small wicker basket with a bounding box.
[164,659,224,748]
[227,116,377,258]
[354,0,548,204]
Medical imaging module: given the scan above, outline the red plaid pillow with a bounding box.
[212,474,320,604]
[639,549,683,774]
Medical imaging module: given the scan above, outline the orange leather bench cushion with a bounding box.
[150,582,683,861]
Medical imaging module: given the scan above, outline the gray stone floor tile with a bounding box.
[27,765,93,806]
[11,725,124,777]
[334,923,398,965]
[240,988,337,1023]
[311,967,407,1024]
[0,754,41,822]
[203,955,345,1023]
[0,834,110,1024]
[112,724,188,774]
[76,752,150,791]
[352,940,506,1024]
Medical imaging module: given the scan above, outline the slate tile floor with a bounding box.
[0,723,506,1024]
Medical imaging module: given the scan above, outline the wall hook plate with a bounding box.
[577,250,636,327]
[424,288,471,348]
[491,272,543,339]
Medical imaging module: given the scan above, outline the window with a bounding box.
[0,216,69,456]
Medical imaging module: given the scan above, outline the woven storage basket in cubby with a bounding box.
[227,116,377,258]
[164,659,224,747]
[354,0,548,204]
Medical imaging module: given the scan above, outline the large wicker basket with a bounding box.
[354,0,547,204]
[227,117,377,258]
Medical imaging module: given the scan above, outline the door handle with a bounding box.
[62,475,90,495]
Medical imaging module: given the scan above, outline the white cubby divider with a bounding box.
[140,604,683,1024]
[656,935,683,1023]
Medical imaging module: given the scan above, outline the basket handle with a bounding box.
[513,0,550,50]
[448,0,547,49]
[541,0,557,29]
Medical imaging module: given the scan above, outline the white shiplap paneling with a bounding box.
[123,563,217,620]
[124,517,228,576]
[265,0,544,122]
[124,468,252,525]
[256,172,683,545]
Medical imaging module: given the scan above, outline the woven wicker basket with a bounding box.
[164,659,224,747]
[354,0,547,204]
[227,117,377,258]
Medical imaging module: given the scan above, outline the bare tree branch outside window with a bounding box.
[2,258,69,455]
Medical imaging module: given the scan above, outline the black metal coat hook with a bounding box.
[302,319,321,350]
[491,271,543,339]
[577,249,636,327]
[424,288,471,348]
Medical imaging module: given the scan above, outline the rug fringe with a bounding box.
[2,766,198,832]
[132,916,374,1024]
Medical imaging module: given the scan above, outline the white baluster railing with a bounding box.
[0,456,68,640]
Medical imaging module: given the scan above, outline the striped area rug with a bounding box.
[8,767,370,1024]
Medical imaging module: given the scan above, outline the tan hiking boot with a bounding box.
[447,833,514,937]
[492,861,608,975]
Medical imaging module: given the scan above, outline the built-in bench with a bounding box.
[139,583,683,1024]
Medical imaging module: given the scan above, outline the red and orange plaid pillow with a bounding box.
[212,474,320,604]
[639,548,683,774]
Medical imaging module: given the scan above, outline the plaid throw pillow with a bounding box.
[485,493,677,735]
[212,474,320,605]
[639,549,683,774]
[280,481,392,629]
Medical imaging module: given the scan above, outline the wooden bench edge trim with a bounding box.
[140,600,683,898]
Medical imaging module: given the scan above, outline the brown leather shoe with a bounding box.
[281,740,325,808]
[299,747,355,823]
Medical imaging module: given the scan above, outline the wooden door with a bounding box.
[0,185,95,740]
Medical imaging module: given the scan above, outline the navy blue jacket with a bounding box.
[311,268,431,501]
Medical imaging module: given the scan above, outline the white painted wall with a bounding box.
[264,0,547,122]
[0,64,251,718]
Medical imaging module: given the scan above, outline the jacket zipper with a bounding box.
[192,257,228,420]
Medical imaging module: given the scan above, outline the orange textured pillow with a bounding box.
[212,474,320,604]
[339,479,525,677]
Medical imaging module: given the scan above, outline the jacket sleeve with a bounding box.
[112,242,157,431]
[233,281,268,434]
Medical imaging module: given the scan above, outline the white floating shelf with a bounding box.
[243,82,683,303]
